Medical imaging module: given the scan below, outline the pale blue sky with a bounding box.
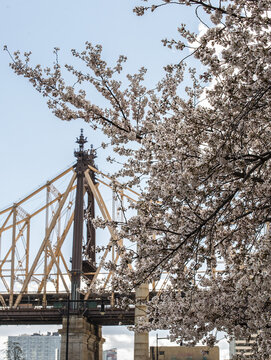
[0,0,199,206]
[0,1,229,359]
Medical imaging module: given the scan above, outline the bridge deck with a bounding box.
[0,308,135,326]
[0,293,135,326]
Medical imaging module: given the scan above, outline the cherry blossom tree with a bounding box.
[6,0,271,358]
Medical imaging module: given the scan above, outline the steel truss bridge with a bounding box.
[0,131,221,333]
[0,131,150,327]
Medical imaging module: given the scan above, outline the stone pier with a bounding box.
[59,316,104,360]
[134,283,149,360]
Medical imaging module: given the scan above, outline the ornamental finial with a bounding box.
[75,129,87,152]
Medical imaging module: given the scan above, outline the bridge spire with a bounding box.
[75,128,88,154]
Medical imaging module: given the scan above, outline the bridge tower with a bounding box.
[59,130,103,360]
[0,130,150,359]
[71,129,96,309]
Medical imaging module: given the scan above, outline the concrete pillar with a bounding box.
[134,282,149,360]
[59,316,104,360]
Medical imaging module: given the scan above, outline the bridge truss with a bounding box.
[0,131,178,329]
[0,131,141,325]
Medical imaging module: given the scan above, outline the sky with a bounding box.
[0,1,229,359]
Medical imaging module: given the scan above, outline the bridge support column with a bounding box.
[134,283,149,360]
[59,316,104,360]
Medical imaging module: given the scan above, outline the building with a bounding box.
[229,335,257,358]
[8,332,61,360]
[103,348,117,360]
[150,346,219,360]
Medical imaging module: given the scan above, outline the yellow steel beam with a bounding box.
[85,242,112,299]
[37,211,74,293]
[0,167,74,216]
[13,173,76,308]
[25,219,30,292]
[0,221,28,272]
[0,210,13,236]
[59,251,70,279]
[103,252,120,290]
[0,273,69,277]
[0,272,10,292]
[47,242,69,293]
[56,195,61,293]
[97,178,137,203]
[0,294,6,308]
[43,185,50,307]
[0,185,76,233]
[84,170,131,300]
[9,206,17,307]
[157,273,170,297]
[84,174,115,299]
[88,165,140,197]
